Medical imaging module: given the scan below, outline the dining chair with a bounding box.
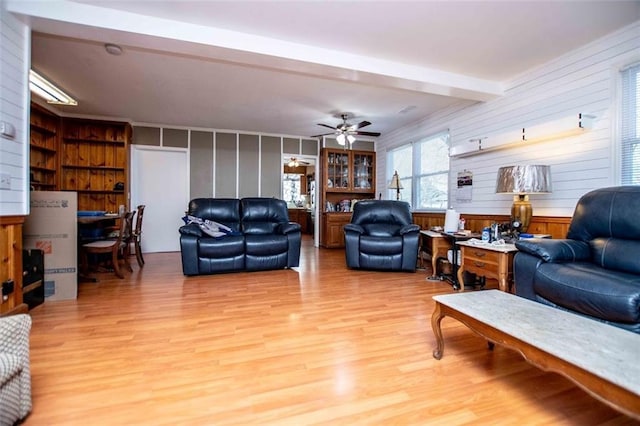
[81,211,135,279]
[132,204,145,267]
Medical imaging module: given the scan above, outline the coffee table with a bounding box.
[431,290,640,420]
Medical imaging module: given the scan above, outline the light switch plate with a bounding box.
[0,173,10,190]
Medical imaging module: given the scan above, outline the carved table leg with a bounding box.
[431,302,445,360]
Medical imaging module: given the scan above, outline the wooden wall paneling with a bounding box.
[238,134,260,198]
[0,216,27,316]
[411,212,571,239]
[261,136,282,199]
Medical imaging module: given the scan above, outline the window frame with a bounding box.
[620,62,640,185]
[386,130,450,211]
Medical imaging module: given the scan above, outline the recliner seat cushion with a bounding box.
[359,236,403,255]
[534,262,640,323]
[198,235,245,258]
[245,235,288,256]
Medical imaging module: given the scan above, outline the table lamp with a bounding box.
[388,171,403,200]
[495,165,552,233]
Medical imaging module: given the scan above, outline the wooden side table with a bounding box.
[456,241,518,292]
[419,230,451,279]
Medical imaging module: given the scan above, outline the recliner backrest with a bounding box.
[351,200,412,237]
[188,198,241,232]
[240,197,289,234]
[567,186,640,274]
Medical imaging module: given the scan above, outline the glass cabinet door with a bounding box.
[327,151,350,189]
[352,152,374,190]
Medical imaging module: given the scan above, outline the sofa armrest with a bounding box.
[515,239,591,262]
[344,223,365,235]
[279,222,301,234]
[399,224,420,235]
[179,223,203,237]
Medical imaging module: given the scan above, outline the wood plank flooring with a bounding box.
[23,237,637,425]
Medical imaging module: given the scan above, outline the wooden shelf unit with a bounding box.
[320,148,376,248]
[29,104,60,190]
[61,118,131,212]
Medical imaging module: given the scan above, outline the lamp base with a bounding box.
[511,194,532,233]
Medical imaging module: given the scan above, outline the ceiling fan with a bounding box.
[286,157,310,168]
[311,114,381,146]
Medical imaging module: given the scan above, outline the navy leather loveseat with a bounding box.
[514,186,640,333]
[179,197,301,275]
[344,200,420,272]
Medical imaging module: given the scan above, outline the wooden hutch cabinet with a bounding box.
[320,148,376,248]
[60,118,131,212]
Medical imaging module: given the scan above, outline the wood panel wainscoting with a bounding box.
[22,236,635,425]
[0,216,28,316]
[412,212,572,239]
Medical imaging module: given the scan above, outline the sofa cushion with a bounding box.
[241,198,289,235]
[245,235,288,256]
[198,235,245,258]
[534,262,640,323]
[590,237,640,275]
[188,198,241,232]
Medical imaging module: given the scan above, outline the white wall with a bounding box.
[0,1,30,216]
[376,21,640,217]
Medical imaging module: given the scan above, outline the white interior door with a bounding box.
[131,146,189,253]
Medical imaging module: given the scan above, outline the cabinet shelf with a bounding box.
[30,144,57,153]
[29,123,56,135]
[62,165,125,171]
[63,137,125,145]
[30,166,56,172]
[72,190,125,194]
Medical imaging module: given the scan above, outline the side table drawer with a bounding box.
[465,248,501,264]
[465,260,500,277]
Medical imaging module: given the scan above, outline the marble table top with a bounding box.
[433,290,640,396]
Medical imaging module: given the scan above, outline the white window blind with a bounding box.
[621,63,640,185]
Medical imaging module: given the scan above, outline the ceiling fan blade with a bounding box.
[311,132,335,138]
[355,120,371,129]
[317,123,337,130]
[354,131,381,137]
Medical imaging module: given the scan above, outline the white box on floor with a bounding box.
[23,191,78,301]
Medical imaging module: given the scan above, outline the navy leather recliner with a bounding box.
[344,200,420,272]
[179,197,301,275]
[514,186,640,333]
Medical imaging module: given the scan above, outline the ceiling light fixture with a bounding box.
[104,43,123,56]
[336,133,356,147]
[29,70,77,106]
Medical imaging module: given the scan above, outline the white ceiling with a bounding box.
[10,0,640,139]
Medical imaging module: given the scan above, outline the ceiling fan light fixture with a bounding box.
[347,134,356,144]
[336,133,346,146]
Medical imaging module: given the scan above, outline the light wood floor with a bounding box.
[24,236,637,425]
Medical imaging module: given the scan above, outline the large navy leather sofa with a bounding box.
[344,200,420,272]
[179,197,301,275]
[514,186,640,333]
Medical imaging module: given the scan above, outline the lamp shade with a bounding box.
[388,171,403,190]
[495,165,552,194]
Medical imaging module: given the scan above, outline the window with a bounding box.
[621,63,640,185]
[387,131,450,209]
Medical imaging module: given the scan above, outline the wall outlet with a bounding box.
[0,173,11,190]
